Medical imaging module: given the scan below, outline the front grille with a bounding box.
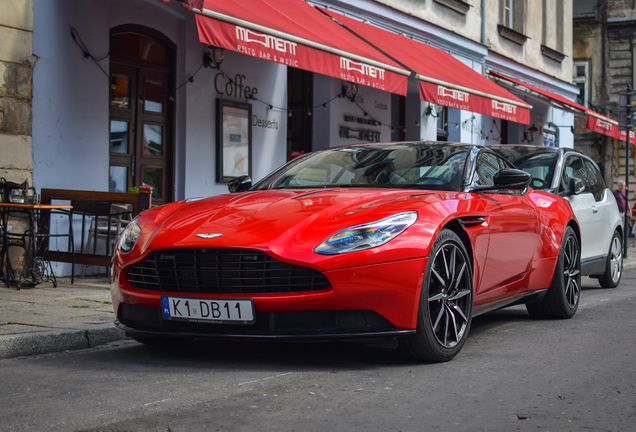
[127,248,330,294]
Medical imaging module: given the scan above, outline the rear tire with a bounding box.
[526,226,580,319]
[598,231,622,288]
[400,229,473,362]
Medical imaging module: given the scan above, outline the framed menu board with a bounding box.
[216,99,252,182]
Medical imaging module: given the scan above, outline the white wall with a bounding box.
[420,102,437,141]
[549,109,574,149]
[327,78,391,147]
[482,117,502,144]
[32,0,111,192]
[184,50,288,199]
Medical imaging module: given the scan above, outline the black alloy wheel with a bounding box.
[400,229,473,362]
[526,226,580,319]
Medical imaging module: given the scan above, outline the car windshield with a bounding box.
[253,143,469,191]
[489,146,559,190]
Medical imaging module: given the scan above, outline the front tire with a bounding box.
[526,226,580,319]
[598,231,622,288]
[400,229,473,362]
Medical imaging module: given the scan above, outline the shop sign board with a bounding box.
[195,13,408,96]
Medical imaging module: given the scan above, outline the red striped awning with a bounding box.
[489,71,635,141]
[193,0,410,95]
[319,8,532,124]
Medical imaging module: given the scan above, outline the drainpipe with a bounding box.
[481,0,486,45]
[600,0,611,197]
[601,0,607,110]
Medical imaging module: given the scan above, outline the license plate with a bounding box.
[161,296,255,324]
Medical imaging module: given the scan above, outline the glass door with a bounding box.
[109,28,174,206]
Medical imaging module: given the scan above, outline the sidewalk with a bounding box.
[2,255,636,360]
[0,276,126,359]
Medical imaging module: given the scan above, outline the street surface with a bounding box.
[1,274,635,432]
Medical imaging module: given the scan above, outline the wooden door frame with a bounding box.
[109,24,176,205]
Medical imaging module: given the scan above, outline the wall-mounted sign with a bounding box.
[215,72,258,100]
[216,99,252,182]
[343,115,381,127]
[374,101,388,111]
[253,115,279,129]
[543,128,558,147]
[339,126,381,142]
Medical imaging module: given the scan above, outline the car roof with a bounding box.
[485,144,600,168]
[334,141,478,152]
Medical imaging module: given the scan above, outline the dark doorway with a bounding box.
[391,93,405,142]
[500,119,509,144]
[287,68,313,158]
[109,25,175,206]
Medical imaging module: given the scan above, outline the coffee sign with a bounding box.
[215,73,258,100]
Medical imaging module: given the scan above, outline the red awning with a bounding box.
[488,71,635,141]
[192,0,410,95]
[319,8,532,125]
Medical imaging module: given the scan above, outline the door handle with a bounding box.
[592,205,598,213]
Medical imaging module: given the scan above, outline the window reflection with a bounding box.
[143,167,162,198]
[111,75,130,108]
[144,80,163,113]
[109,166,127,193]
[143,124,163,156]
[110,121,129,154]
[111,33,167,64]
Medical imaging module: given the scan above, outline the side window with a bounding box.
[475,151,513,192]
[476,151,500,186]
[497,155,512,170]
[583,159,604,201]
[561,156,591,194]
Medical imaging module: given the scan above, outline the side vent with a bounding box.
[458,216,488,229]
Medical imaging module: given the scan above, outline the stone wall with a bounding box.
[573,1,636,190]
[0,0,34,186]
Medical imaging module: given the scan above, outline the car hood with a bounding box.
[130,188,447,269]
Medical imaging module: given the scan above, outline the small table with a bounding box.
[0,203,73,289]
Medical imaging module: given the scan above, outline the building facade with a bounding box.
[0,0,34,187]
[4,0,581,275]
[573,0,636,190]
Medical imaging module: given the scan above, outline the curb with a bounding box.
[623,259,636,274]
[2,263,634,360]
[0,324,128,360]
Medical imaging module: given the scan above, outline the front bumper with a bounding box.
[111,257,427,337]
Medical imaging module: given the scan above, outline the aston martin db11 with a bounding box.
[111,142,581,362]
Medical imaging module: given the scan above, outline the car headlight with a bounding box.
[117,216,141,254]
[314,211,418,255]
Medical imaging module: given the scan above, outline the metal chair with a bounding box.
[73,201,132,278]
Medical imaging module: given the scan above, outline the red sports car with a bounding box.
[111,142,581,362]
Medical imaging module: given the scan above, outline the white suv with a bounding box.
[489,145,624,288]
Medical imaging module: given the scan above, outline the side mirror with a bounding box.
[568,177,585,196]
[493,169,532,189]
[227,175,252,193]
[472,168,531,192]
